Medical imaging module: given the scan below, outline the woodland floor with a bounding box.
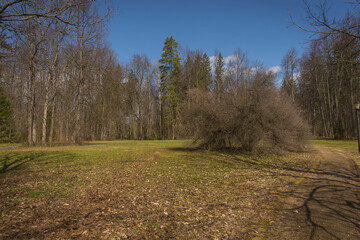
[0,140,358,239]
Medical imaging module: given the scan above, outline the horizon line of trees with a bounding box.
[1,0,360,147]
[282,5,360,140]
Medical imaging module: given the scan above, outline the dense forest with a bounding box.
[296,31,360,139]
[0,0,359,148]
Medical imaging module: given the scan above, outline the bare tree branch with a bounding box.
[0,0,95,22]
[290,0,360,39]
[0,0,26,16]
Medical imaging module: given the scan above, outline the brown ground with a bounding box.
[268,146,360,240]
[1,141,359,239]
[0,141,317,239]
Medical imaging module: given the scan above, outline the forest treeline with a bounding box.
[0,0,359,148]
[285,11,360,139]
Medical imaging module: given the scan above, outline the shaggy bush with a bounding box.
[182,71,309,152]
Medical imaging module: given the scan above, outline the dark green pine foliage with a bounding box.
[193,54,202,89]
[199,53,212,91]
[0,86,16,142]
[159,36,182,139]
[214,52,224,93]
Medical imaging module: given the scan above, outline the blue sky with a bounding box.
[107,0,352,72]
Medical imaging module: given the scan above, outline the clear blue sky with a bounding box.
[107,0,352,70]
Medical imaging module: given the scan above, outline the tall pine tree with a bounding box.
[214,52,225,94]
[199,53,212,91]
[159,36,181,139]
[0,86,16,142]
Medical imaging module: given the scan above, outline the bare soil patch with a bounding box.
[268,146,360,239]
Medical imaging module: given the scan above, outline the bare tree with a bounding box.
[281,47,298,103]
[40,17,68,145]
[298,24,360,139]
[227,48,248,89]
[22,1,52,145]
[290,0,360,39]
[130,54,151,139]
[69,2,106,143]
[0,0,95,23]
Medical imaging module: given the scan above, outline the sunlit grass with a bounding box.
[312,139,360,167]
[0,140,318,239]
[312,139,358,151]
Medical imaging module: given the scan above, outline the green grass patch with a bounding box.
[312,139,358,152]
[0,140,317,239]
[313,139,360,168]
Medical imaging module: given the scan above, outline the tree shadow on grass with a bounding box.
[0,152,46,173]
[0,152,75,174]
[269,172,360,239]
[169,146,311,169]
[171,145,360,239]
[169,147,203,153]
[260,149,360,240]
[172,146,358,181]
[170,145,310,155]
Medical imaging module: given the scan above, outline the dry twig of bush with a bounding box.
[182,70,309,152]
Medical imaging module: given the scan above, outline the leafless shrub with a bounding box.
[182,70,310,152]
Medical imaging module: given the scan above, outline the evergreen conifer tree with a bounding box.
[0,86,16,142]
[199,53,212,91]
[159,36,181,139]
[214,52,224,94]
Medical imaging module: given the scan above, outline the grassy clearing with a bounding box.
[0,140,318,239]
[312,139,358,152]
[312,139,360,167]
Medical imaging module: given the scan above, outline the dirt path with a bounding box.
[268,146,360,240]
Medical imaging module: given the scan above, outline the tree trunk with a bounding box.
[74,43,84,143]
[65,119,69,142]
[49,96,56,144]
[27,20,37,146]
[27,73,32,145]
[41,72,51,145]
